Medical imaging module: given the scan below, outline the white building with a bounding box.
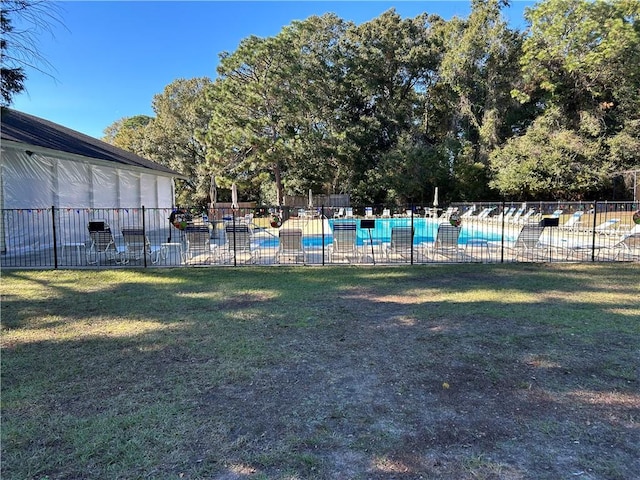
[1,108,186,255]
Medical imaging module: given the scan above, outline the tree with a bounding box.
[1,0,62,105]
[102,115,153,153]
[437,0,524,200]
[333,10,443,204]
[491,0,640,199]
[489,107,605,200]
[146,77,212,206]
[103,78,212,206]
[203,14,348,205]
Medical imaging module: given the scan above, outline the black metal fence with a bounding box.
[1,201,638,268]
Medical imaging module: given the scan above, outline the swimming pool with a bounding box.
[256,218,511,249]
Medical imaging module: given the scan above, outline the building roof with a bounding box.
[1,107,185,177]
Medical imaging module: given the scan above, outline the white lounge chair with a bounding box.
[595,218,621,235]
[425,224,462,261]
[560,211,584,231]
[86,220,127,265]
[510,206,527,223]
[277,228,306,263]
[488,224,546,261]
[329,222,359,263]
[460,206,477,218]
[185,225,216,264]
[385,226,415,262]
[517,208,538,224]
[608,224,640,260]
[121,227,161,264]
[222,223,259,264]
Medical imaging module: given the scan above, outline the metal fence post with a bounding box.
[232,211,237,267]
[410,205,414,265]
[52,206,59,269]
[321,205,325,266]
[500,201,506,263]
[591,201,598,262]
[142,205,147,268]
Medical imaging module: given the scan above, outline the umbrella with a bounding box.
[231,183,238,209]
[433,187,439,207]
[308,189,313,209]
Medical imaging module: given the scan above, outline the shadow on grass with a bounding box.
[2,264,639,479]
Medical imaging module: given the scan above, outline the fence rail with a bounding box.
[2,202,638,268]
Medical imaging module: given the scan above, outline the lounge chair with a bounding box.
[594,218,621,235]
[381,208,391,218]
[329,222,359,263]
[608,224,640,260]
[560,211,584,231]
[185,225,216,264]
[86,220,126,265]
[489,206,514,223]
[510,206,526,223]
[500,207,516,223]
[488,224,546,261]
[277,228,305,263]
[460,206,477,218]
[425,223,462,261]
[517,208,538,224]
[476,207,495,220]
[438,207,458,221]
[222,223,259,264]
[385,226,415,262]
[121,227,161,264]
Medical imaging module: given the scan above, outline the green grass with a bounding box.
[2,264,639,479]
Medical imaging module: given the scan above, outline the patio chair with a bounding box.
[476,207,495,220]
[517,208,539,224]
[500,207,516,223]
[510,206,527,223]
[560,211,584,231]
[594,218,621,235]
[488,224,546,262]
[329,221,359,263]
[438,207,458,221]
[222,223,259,264]
[86,220,126,265]
[385,226,415,262]
[121,227,161,264]
[185,225,216,264]
[603,224,640,261]
[460,205,477,218]
[277,228,305,263]
[426,223,463,261]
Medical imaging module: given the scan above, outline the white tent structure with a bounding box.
[1,108,185,255]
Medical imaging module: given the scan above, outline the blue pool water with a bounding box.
[257,218,510,248]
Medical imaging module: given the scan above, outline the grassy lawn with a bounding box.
[2,264,639,480]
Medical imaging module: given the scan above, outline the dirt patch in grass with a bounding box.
[2,264,639,479]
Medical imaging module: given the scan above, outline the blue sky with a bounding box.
[11,1,535,139]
